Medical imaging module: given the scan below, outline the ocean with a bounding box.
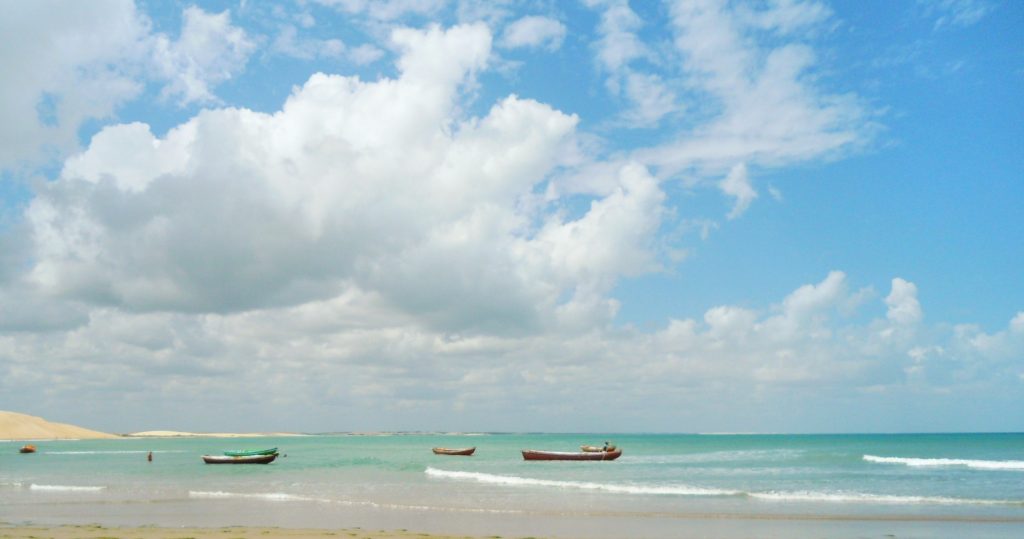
[2,433,1023,538]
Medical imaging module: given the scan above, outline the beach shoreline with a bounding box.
[4,514,1024,539]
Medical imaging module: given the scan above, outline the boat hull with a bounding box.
[432,447,476,456]
[19,445,36,454]
[522,449,622,461]
[202,453,277,464]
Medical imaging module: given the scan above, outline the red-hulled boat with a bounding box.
[522,449,622,461]
[432,447,476,456]
[19,444,37,454]
[202,453,277,464]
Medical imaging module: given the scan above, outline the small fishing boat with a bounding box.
[580,444,616,452]
[523,449,622,461]
[432,447,476,456]
[19,444,37,454]
[223,447,278,457]
[202,453,277,464]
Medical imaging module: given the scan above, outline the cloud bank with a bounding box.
[0,1,1019,433]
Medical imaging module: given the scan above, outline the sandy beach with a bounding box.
[0,411,304,441]
[0,525,490,539]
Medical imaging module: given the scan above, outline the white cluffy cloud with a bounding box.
[4,267,1020,433]
[151,6,256,105]
[0,0,148,169]
[0,2,255,170]
[500,15,567,51]
[26,23,667,339]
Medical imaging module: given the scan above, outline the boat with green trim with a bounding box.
[223,447,278,457]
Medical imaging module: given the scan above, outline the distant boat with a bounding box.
[432,447,476,456]
[19,444,36,454]
[580,444,616,452]
[223,447,278,457]
[523,449,622,461]
[202,453,277,464]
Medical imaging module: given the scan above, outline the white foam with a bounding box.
[751,490,1022,506]
[47,450,186,455]
[425,467,739,496]
[188,490,325,502]
[864,455,1024,471]
[29,484,105,492]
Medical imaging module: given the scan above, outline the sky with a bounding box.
[0,0,1021,434]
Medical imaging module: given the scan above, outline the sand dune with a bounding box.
[0,410,119,440]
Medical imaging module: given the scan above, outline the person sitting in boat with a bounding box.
[603,441,610,451]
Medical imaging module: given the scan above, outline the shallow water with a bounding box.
[2,433,1023,537]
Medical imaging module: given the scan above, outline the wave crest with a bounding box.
[864,455,1024,471]
[29,484,105,492]
[751,490,1023,506]
[424,467,739,496]
[188,490,325,502]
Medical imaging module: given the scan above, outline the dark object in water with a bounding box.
[522,449,622,461]
[202,453,278,464]
[432,447,476,456]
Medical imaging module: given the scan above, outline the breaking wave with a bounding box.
[29,484,105,492]
[424,467,740,496]
[751,490,1024,506]
[188,490,326,502]
[864,455,1024,471]
[425,468,1023,507]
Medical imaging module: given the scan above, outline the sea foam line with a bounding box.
[29,484,105,492]
[864,455,1024,471]
[424,467,739,496]
[47,450,187,455]
[751,490,1024,506]
[188,491,327,503]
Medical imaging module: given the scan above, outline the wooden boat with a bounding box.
[432,447,476,456]
[580,444,616,452]
[202,453,277,464]
[522,449,622,461]
[223,447,278,457]
[19,444,37,454]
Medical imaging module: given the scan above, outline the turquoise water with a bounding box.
[2,433,1024,536]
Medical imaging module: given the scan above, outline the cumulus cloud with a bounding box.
[500,15,566,51]
[151,6,256,105]
[886,278,923,326]
[0,2,259,171]
[21,23,673,343]
[1,3,1016,434]
[0,0,148,169]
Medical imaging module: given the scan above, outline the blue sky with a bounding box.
[0,0,1021,434]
